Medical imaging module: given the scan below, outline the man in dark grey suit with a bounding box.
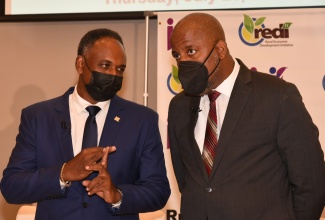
[168,12,325,220]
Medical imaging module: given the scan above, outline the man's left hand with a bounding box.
[82,146,122,204]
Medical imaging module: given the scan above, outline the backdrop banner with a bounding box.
[156,8,325,220]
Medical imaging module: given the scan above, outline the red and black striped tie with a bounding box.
[202,91,220,176]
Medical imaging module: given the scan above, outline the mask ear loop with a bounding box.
[203,41,221,78]
[201,42,222,94]
[207,58,221,78]
[201,41,219,67]
[82,56,93,73]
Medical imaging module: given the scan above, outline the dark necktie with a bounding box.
[202,91,220,176]
[82,106,101,149]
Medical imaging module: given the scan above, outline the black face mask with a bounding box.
[83,58,123,102]
[178,43,221,96]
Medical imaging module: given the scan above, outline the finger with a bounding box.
[88,185,105,196]
[101,147,109,167]
[85,178,104,195]
[82,146,104,154]
[102,146,116,166]
[85,163,105,173]
[86,147,105,164]
[82,180,91,187]
[107,146,117,154]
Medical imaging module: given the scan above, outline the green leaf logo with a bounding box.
[282,22,292,29]
[255,17,266,26]
[172,65,180,83]
[243,14,254,34]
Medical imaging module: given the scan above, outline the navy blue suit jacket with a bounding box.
[1,87,170,220]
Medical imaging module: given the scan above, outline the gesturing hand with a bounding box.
[61,147,106,182]
[82,146,122,204]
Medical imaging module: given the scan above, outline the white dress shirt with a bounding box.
[69,85,110,156]
[195,58,239,153]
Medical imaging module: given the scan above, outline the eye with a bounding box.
[188,49,197,55]
[117,66,126,74]
[172,52,180,60]
[100,63,110,69]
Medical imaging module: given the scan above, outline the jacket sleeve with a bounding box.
[1,108,65,204]
[277,83,325,220]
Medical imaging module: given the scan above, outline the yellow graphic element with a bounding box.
[169,74,183,94]
[241,24,263,44]
[114,116,120,122]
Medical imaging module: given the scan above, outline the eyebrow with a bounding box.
[184,44,195,49]
[98,59,126,67]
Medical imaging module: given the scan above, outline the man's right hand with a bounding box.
[61,147,106,182]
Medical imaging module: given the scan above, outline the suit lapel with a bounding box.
[188,96,210,182]
[53,88,74,162]
[210,60,252,179]
[53,87,89,194]
[99,95,125,146]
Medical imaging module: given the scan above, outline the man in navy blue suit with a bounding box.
[1,28,170,219]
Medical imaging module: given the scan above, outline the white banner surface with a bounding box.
[5,0,325,14]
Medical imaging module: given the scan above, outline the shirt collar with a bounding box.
[215,57,240,97]
[71,85,110,114]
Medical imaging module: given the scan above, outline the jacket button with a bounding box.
[82,202,88,208]
[206,187,213,193]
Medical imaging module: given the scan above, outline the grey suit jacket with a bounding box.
[168,59,325,220]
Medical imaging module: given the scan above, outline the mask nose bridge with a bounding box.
[178,55,191,63]
[108,66,117,75]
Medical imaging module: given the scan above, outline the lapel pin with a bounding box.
[114,116,120,122]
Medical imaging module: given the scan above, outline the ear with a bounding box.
[215,40,227,59]
[75,55,84,75]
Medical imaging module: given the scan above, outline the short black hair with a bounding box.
[77,28,124,56]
